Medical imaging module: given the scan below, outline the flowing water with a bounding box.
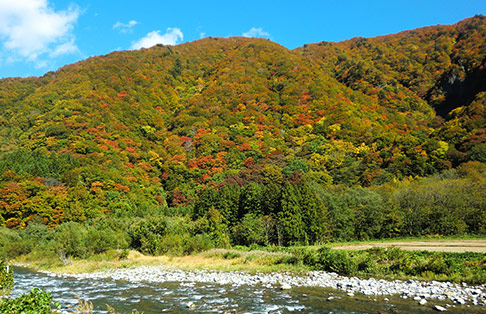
[10,267,481,314]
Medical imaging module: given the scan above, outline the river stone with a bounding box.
[419,299,428,305]
[455,297,466,304]
[186,301,196,308]
[280,283,292,290]
[434,305,447,312]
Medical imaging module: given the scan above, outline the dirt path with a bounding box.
[333,239,486,253]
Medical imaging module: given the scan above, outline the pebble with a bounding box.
[434,305,447,312]
[42,266,486,307]
[186,301,196,308]
[454,297,466,305]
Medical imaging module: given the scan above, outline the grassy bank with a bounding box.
[15,248,308,274]
[13,242,486,285]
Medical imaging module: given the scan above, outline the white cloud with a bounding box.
[0,0,80,65]
[131,28,183,49]
[113,20,138,33]
[242,27,270,38]
[50,38,79,57]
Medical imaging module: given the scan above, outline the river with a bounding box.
[10,267,482,313]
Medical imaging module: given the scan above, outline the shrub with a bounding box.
[184,234,214,254]
[119,249,129,260]
[385,248,418,274]
[0,227,23,259]
[275,255,299,265]
[222,251,241,259]
[86,228,120,254]
[313,247,358,275]
[128,217,167,255]
[231,213,266,246]
[23,223,54,243]
[54,222,89,258]
[0,261,13,295]
[6,241,32,258]
[290,247,319,266]
[356,254,376,272]
[0,288,59,314]
[418,254,449,275]
[158,233,188,256]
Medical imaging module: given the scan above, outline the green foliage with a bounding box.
[232,213,267,246]
[278,182,306,244]
[128,217,167,255]
[293,246,486,283]
[0,261,13,295]
[0,17,485,256]
[0,288,59,314]
[55,222,89,258]
[222,251,241,259]
[310,247,358,275]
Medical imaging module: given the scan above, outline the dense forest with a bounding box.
[0,16,485,258]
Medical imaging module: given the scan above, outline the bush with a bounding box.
[23,223,54,243]
[222,251,241,259]
[0,261,13,295]
[231,213,266,246]
[319,249,357,275]
[86,228,121,254]
[0,288,59,314]
[54,222,89,258]
[184,234,214,254]
[385,248,417,274]
[304,246,358,275]
[0,227,22,259]
[356,254,376,272]
[417,254,449,276]
[119,249,129,260]
[128,217,167,255]
[290,247,319,266]
[158,233,188,256]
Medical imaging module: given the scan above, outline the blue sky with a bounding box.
[0,0,485,78]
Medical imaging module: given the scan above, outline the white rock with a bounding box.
[419,299,428,305]
[434,305,447,312]
[280,283,292,290]
[186,301,196,308]
[455,297,466,305]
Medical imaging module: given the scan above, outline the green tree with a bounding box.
[278,182,306,244]
[232,213,266,245]
[239,182,264,217]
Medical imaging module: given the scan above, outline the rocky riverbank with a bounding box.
[44,266,486,309]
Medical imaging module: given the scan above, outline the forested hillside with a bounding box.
[0,16,485,253]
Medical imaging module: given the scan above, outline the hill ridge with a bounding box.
[0,16,484,245]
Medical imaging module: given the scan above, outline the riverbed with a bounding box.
[10,266,486,313]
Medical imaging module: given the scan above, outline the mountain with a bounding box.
[0,16,485,243]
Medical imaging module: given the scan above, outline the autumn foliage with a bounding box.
[0,16,485,246]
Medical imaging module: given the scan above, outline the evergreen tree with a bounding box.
[278,181,306,244]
